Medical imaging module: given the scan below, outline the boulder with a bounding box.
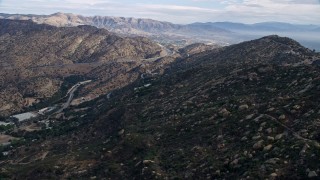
[279,114,286,120]
[253,140,264,149]
[275,133,284,140]
[270,173,277,177]
[118,129,125,135]
[239,104,249,111]
[308,171,318,178]
[245,114,255,120]
[143,160,155,164]
[263,144,273,151]
[293,105,301,110]
[219,108,231,117]
[267,136,275,141]
[265,158,280,164]
[252,135,261,140]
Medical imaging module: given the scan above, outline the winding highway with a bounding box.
[46,45,174,114]
[56,80,92,113]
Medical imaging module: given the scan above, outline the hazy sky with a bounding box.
[0,0,320,24]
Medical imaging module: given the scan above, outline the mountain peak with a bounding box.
[187,35,316,67]
[258,35,304,48]
[51,12,73,16]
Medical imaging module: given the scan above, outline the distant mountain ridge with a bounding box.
[1,12,319,34]
[191,21,320,51]
[192,21,320,32]
[1,12,320,50]
[0,12,230,37]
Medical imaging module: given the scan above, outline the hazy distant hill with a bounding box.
[195,22,320,32]
[192,21,320,51]
[313,27,320,31]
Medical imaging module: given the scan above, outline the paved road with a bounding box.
[56,81,91,113]
[56,85,78,113]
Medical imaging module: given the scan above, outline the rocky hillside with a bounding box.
[0,19,165,116]
[0,19,163,67]
[172,35,316,70]
[178,43,219,58]
[1,36,320,179]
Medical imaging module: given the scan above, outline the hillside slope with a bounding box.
[0,19,165,116]
[0,19,163,67]
[1,36,320,179]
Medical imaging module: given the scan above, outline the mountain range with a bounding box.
[1,12,320,50]
[195,21,320,32]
